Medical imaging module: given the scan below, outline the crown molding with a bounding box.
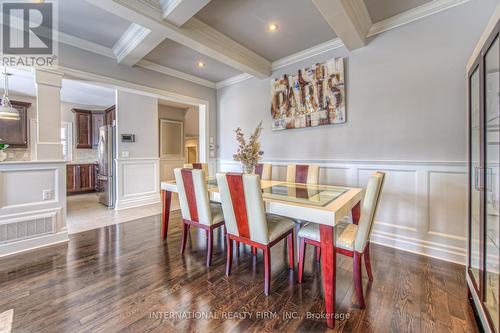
[215,73,253,89]
[368,0,472,37]
[137,59,216,88]
[112,23,152,64]
[215,38,345,89]
[271,38,344,71]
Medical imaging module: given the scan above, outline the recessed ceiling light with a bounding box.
[197,61,205,68]
[268,23,279,32]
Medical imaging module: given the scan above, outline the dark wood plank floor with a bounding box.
[0,212,478,332]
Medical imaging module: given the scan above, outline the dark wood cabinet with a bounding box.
[67,165,77,193]
[67,163,96,194]
[104,105,115,126]
[73,109,93,149]
[92,112,105,149]
[0,100,31,148]
[74,107,114,149]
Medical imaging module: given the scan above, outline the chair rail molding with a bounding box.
[217,158,467,264]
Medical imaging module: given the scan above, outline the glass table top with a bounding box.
[169,178,349,207]
[262,183,347,207]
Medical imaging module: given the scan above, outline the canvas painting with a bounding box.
[271,57,345,131]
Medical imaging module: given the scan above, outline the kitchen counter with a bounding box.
[67,161,97,165]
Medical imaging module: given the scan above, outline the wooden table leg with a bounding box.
[161,190,172,240]
[320,224,336,329]
[352,201,361,225]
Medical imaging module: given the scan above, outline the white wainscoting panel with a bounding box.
[116,158,160,210]
[0,161,68,257]
[218,159,467,264]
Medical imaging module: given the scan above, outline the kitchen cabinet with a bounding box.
[92,112,105,149]
[104,105,115,126]
[0,100,31,148]
[467,18,499,332]
[67,164,96,194]
[73,109,93,149]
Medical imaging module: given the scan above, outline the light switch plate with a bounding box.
[42,189,53,200]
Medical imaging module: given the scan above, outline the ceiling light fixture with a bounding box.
[0,68,19,121]
[268,23,279,32]
[197,61,205,68]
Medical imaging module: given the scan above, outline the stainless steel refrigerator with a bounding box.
[97,125,115,207]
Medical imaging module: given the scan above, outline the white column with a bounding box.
[34,69,63,160]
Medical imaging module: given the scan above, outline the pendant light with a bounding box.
[0,68,19,121]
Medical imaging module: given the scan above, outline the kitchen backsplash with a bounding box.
[73,149,98,163]
[2,148,98,163]
[5,148,30,161]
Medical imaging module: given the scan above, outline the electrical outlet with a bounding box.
[121,151,129,158]
[42,189,53,201]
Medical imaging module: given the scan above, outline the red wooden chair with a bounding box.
[297,172,385,308]
[216,172,295,295]
[174,168,225,267]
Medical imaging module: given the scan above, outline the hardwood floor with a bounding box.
[0,212,478,332]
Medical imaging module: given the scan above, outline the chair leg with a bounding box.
[226,237,233,276]
[264,248,271,296]
[206,229,213,267]
[252,247,257,256]
[180,222,189,254]
[315,247,321,262]
[298,237,306,283]
[236,241,240,257]
[287,232,294,270]
[353,251,366,309]
[364,243,374,281]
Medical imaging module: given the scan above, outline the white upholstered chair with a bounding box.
[297,172,385,308]
[286,164,320,184]
[216,172,295,295]
[174,168,225,267]
[183,163,209,176]
[255,163,272,181]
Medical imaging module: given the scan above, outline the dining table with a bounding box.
[160,177,364,329]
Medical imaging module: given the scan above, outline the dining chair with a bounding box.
[174,168,225,267]
[216,172,295,295]
[183,163,209,175]
[255,163,272,180]
[286,164,320,184]
[296,172,385,308]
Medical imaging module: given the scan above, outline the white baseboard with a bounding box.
[115,194,161,210]
[0,230,68,258]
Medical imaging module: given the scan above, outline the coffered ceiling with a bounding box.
[195,0,336,61]
[24,0,474,86]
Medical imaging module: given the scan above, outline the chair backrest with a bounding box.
[183,163,209,175]
[255,163,272,181]
[286,164,319,184]
[354,172,385,252]
[216,172,270,244]
[174,168,213,225]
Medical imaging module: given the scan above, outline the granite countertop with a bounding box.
[67,161,98,165]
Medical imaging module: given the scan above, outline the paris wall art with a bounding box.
[271,57,346,131]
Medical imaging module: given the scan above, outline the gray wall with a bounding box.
[216,0,497,162]
[116,90,159,159]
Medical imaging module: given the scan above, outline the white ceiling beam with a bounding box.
[85,0,271,78]
[312,0,372,51]
[160,0,212,27]
[112,23,165,66]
